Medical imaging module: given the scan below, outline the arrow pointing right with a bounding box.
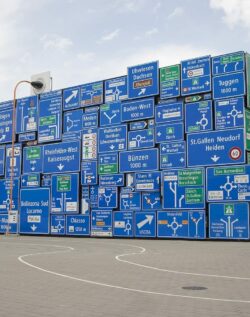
[65,90,78,104]
[137,215,154,229]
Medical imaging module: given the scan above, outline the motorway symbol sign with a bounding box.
[185,100,213,133]
[81,160,98,185]
[98,187,118,209]
[99,174,124,187]
[6,143,22,178]
[51,214,65,235]
[135,171,161,191]
[142,192,161,210]
[100,102,121,126]
[155,122,184,143]
[135,211,156,237]
[213,72,245,99]
[160,141,186,169]
[98,125,127,152]
[105,76,128,102]
[121,97,154,122]
[128,128,154,150]
[63,109,83,132]
[187,128,245,167]
[82,111,98,129]
[120,191,141,210]
[16,96,38,134]
[0,146,5,176]
[113,211,134,237]
[23,145,44,174]
[66,215,90,236]
[0,108,13,143]
[99,152,118,174]
[91,210,113,237]
[63,86,81,110]
[0,178,19,214]
[160,64,180,99]
[155,102,183,124]
[21,173,40,188]
[0,213,18,234]
[212,51,245,76]
[82,128,97,160]
[81,81,103,107]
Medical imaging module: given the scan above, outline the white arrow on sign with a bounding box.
[138,88,146,96]
[57,163,64,171]
[110,144,115,150]
[211,155,220,162]
[31,224,37,231]
[65,90,78,104]
[137,215,154,229]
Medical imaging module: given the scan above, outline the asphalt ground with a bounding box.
[0,236,250,317]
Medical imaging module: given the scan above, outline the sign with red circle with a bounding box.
[229,147,242,160]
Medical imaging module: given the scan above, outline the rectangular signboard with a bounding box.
[213,72,245,99]
[128,128,154,150]
[105,76,128,102]
[160,141,186,169]
[160,64,180,99]
[23,145,43,174]
[0,178,19,214]
[98,187,118,209]
[142,192,161,210]
[62,131,82,141]
[51,214,66,235]
[81,81,103,107]
[18,132,36,142]
[135,171,161,191]
[0,108,13,143]
[82,128,97,160]
[63,85,81,110]
[81,161,98,185]
[21,173,40,188]
[66,215,90,236]
[120,191,141,210]
[100,102,121,126]
[16,96,38,134]
[155,102,183,124]
[98,125,127,152]
[0,146,5,176]
[155,122,184,143]
[82,111,98,129]
[89,185,98,208]
[99,153,118,174]
[91,210,113,237]
[121,98,154,122]
[130,120,148,130]
[63,109,83,132]
[5,143,22,178]
[212,51,245,76]
[99,174,124,187]
[113,211,134,237]
[0,213,18,234]
[185,100,213,133]
[135,211,156,237]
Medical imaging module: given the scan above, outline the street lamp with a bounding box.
[6,80,44,235]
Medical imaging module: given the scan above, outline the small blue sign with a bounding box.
[135,171,161,191]
[155,102,183,124]
[81,81,103,107]
[212,51,245,76]
[215,97,244,130]
[135,211,156,237]
[0,178,19,214]
[0,100,13,110]
[213,72,245,99]
[130,121,147,130]
[91,210,113,237]
[188,210,206,238]
[16,96,38,134]
[43,140,80,173]
[155,122,184,143]
[51,214,66,235]
[19,188,50,234]
[21,173,40,188]
[0,213,18,234]
[41,174,52,187]
[105,76,128,102]
[0,146,5,176]
[142,192,161,210]
[187,128,245,167]
[100,102,121,126]
[120,191,141,210]
[0,108,13,143]
[82,128,98,160]
[113,211,134,237]
[160,141,186,169]
[98,187,118,209]
[63,86,81,110]
[185,100,213,133]
[63,109,83,132]
[121,98,154,122]
[119,148,159,173]
[82,111,98,129]
[6,144,22,178]
[209,203,249,239]
[62,131,82,141]
[99,174,124,187]
[128,128,154,150]
[23,145,44,174]
[18,132,36,142]
[98,125,127,153]
[66,215,90,236]
[89,185,98,208]
[98,152,118,175]
[81,161,98,185]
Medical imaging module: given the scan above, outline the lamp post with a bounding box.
[6,80,43,235]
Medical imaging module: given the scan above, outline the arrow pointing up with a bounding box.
[65,90,78,104]
[137,215,154,229]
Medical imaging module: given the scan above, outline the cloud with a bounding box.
[99,29,120,42]
[40,34,73,51]
[77,52,95,62]
[167,6,184,19]
[145,28,159,37]
[113,0,146,13]
[153,2,162,13]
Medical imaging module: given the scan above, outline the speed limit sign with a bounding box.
[229,147,242,160]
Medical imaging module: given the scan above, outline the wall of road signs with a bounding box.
[0,51,250,240]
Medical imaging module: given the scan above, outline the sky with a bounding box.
[0,0,249,101]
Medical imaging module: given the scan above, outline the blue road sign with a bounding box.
[105,76,128,102]
[82,111,98,128]
[81,81,103,107]
[51,214,66,235]
[188,210,206,238]
[135,211,156,237]
[63,109,83,132]
[142,192,161,210]
[21,173,40,188]
[181,55,211,95]
[99,174,124,187]
[91,210,113,237]
[0,108,13,143]
[0,213,18,234]
[19,188,50,234]
[155,102,183,124]
[0,146,5,176]
[81,160,98,185]
[206,165,250,202]
[62,131,82,141]
[51,173,79,213]
[163,168,205,209]
[155,122,184,143]
[82,128,98,160]
[185,100,213,133]
[213,72,245,99]
[43,140,80,173]
[66,215,90,236]
[113,211,134,237]
[98,152,118,175]
[128,128,154,150]
[187,128,245,167]
[98,125,127,153]
[23,145,43,174]
[160,64,180,99]
[215,97,244,130]
[0,178,19,214]
[209,203,249,239]
[63,86,81,110]
[135,171,161,191]
[160,141,186,169]
[120,191,141,210]
[98,187,118,209]
[89,185,98,208]
[81,197,90,215]
[0,100,13,110]
[128,61,159,99]
[130,121,147,130]
[121,98,154,122]
[16,96,38,134]
[41,174,52,187]
[212,51,245,76]
[119,148,159,173]
[100,102,121,126]
[5,144,22,178]
[18,132,36,142]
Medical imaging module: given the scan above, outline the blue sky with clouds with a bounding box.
[0,0,249,101]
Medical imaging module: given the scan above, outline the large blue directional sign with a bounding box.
[187,128,245,167]
[0,108,13,143]
[43,140,80,173]
[119,148,159,173]
[0,146,5,176]
[155,122,184,143]
[0,213,18,234]
[63,86,81,110]
[121,98,154,122]
[82,128,98,160]
[113,211,134,237]
[23,146,43,174]
[99,152,118,174]
[81,81,103,107]
[135,211,156,237]
[82,111,98,129]
[38,91,62,143]
[99,174,124,187]
[16,96,38,134]
[18,132,36,142]
[142,192,161,210]
[21,173,40,188]
[127,61,159,99]
[105,76,128,102]
[91,210,113,237]
[215,97,244,130]
[0,178,19,214]
[19,188,50,234]
[155,102,183,124]
[213,72,245,99]
[98,187,118,209]
[120,191,141,210]
[181,55,211,95]
[81,161,98,185]
[100,102,121,126]
[63,109,83,132]
[206,165,250,202]
[185,100,213,133]
[160,64,180,99]
[160,141,186,169]
[51,214,66,235]
[209,203,249,239]
[66,215,90,236]
[128,128,154,150]
[163,168,205,209]
[6,144,22,178]
[135,171,161,191]
[51,173,79,213]
[212,51,245,76]
[98,125,127,153]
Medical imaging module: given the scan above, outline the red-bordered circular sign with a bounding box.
[229,147,242,160]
